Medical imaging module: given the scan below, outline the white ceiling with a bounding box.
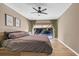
[4,3,72,20]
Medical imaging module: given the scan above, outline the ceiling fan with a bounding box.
[32,7,47,16]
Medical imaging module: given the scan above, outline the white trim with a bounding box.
[57,39,79,56]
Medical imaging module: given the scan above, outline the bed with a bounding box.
[1,31,53,55]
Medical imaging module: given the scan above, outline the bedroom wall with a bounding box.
[0,3,30,32]
[51,20,58,38]
[58,3,79,54]
[29,20,36,32]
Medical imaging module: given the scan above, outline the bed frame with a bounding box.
[0,32,50,56]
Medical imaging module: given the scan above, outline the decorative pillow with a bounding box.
[5,31,29,39]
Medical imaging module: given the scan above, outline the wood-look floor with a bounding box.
[50,39,77,56]
[0,39,77,56]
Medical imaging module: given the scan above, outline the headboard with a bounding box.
[0,32,7,47]
[0,32,6,41]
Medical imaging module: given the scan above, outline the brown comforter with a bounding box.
[2,35,52,54]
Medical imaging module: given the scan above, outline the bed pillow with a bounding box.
[5,31,29,39]
[4,31,22,39]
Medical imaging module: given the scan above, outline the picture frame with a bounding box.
[5,14,14,26]
[15,18,21,27]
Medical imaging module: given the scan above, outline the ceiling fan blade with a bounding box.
[41,12,47,15]
[41,8,47,11]
[31,12,38,13]
[32,7,38,11]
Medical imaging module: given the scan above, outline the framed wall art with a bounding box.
[5,14,14,26]
[15,18,21,27]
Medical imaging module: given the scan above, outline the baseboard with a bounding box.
[57,39,79,56]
